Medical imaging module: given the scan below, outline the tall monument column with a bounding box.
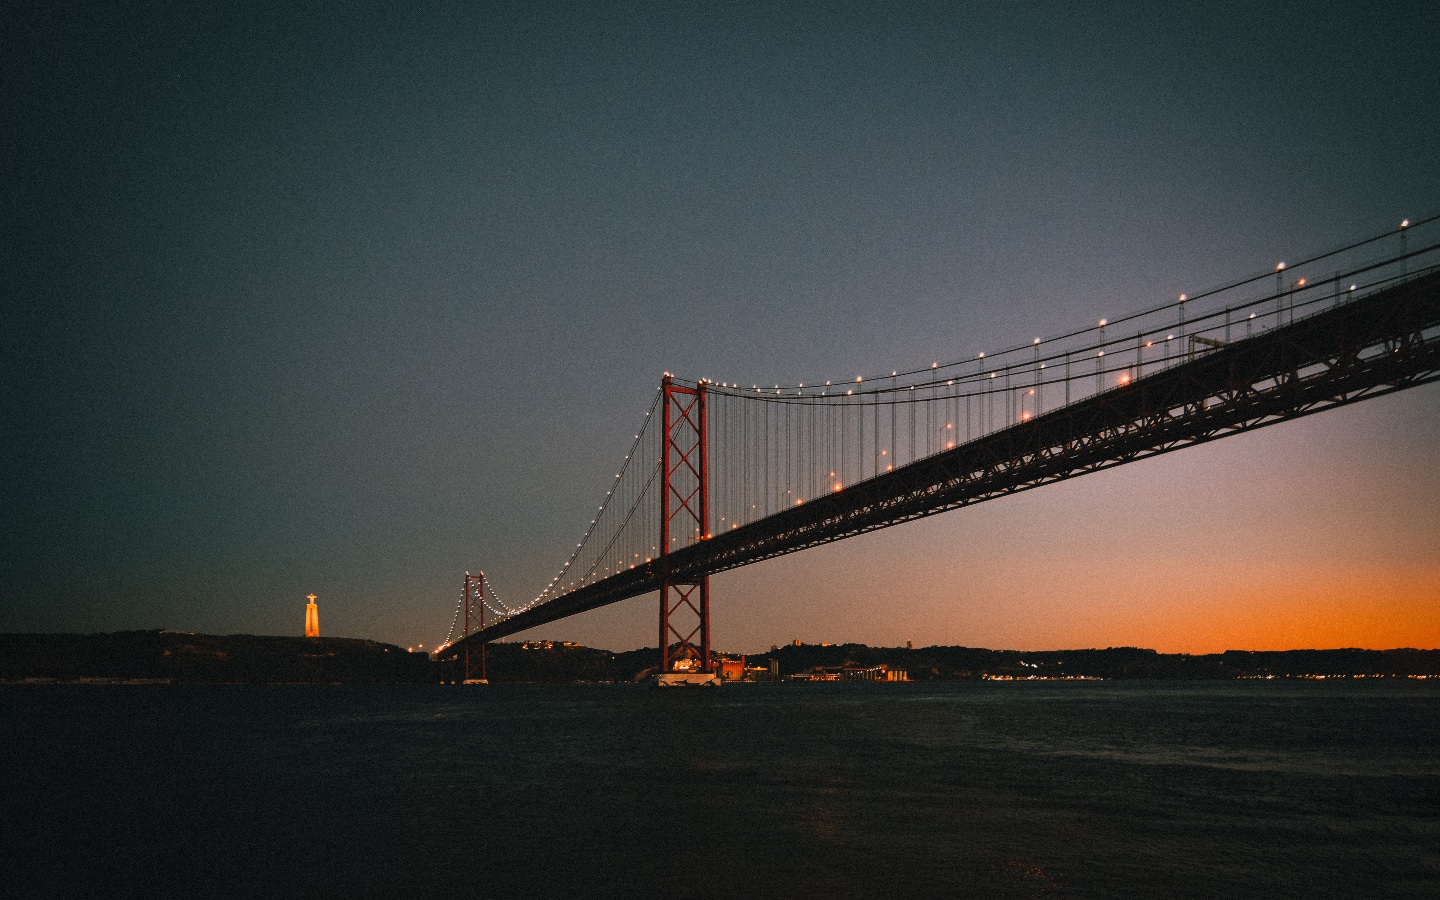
[304,593,319,637]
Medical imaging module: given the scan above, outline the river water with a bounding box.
[4,680,1437,898]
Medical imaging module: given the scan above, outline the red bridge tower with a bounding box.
[658,376,719,686]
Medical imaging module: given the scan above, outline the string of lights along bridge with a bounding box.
[441,216,1440,685]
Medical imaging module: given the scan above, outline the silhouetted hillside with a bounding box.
[0,631,432,683]
[445,641,654,683]
[746,643,1440,680]
[454,641,1440,682]
[7,633,1436,684]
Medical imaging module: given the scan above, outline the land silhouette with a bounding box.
[3,632,1436,684]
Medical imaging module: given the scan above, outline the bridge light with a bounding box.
[833,482,843,492]
[1178,294,1186,302]
[1276,262,1285,271]
[1349,285,1356,291]
[1034,338,1041,345]
[1098,319,1107,327]
[1297,278,1306,287]
[1401,219,1409,228]
[977,352,985,359]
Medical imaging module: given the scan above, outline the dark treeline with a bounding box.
[0,631,431,683]
[752,643,1440,681]
[4,632,1437,684]
[444,642,654,684]
[460,641,1440,683]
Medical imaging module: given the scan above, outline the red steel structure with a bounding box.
[659,375,711,675]
[462,572,487,682]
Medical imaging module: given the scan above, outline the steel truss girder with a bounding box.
[443,270,1440,653]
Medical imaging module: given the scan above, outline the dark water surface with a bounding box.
[3,681,1437,898]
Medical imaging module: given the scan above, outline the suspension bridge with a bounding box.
[439,217,1440,684]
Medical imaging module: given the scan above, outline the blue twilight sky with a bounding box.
[4,0,1438,653]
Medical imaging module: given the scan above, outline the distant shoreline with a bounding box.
[4,632,1436,685]
[0,631,432,685]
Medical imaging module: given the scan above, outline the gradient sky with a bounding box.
[5,1,1438,654]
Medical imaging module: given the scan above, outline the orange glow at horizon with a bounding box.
[1062,565,1440,654]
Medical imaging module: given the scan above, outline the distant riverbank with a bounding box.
[0,631,430,684]
[6,632,1435,685]
[461,640,1440,684]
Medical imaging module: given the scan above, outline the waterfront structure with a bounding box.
[842,665,908,682]
[305,594,319,638]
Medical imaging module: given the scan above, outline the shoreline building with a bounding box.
[305,594,319,637]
